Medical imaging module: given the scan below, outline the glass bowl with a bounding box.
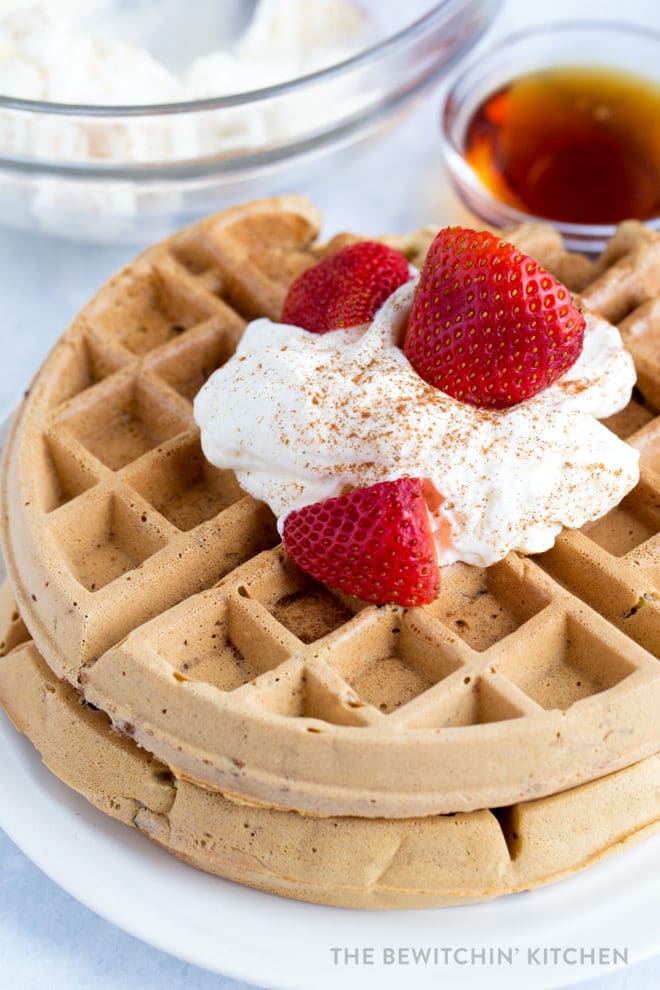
[441,20,660,252]
[0,0,500,242]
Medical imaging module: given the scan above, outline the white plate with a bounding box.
[1,406,659,990]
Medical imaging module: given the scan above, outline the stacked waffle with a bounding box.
[0,197,658,908]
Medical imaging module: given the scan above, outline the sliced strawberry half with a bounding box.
[282,241,411,334]
[403,227,586,409]
[282,477,441,607]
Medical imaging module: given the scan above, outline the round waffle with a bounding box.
[1,197,659,817]
[1,593,658,909]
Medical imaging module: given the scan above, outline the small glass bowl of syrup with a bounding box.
[441,21,660,251]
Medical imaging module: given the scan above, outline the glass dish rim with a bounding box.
[0,0,468,117]
[440,18,660,242]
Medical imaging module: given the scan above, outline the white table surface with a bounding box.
[1,1,660,988]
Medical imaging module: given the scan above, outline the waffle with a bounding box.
[1,588,658,909]
[1,197,659,819]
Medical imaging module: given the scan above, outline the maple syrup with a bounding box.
[464,67,660,225]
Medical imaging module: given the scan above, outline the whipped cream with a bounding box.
[0,1,366,109]
[0,1,367,235]
[194,276,639,569]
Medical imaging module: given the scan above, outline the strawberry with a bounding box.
[282,477,441,607]
[402,227,585,409]
[282,241,411,334]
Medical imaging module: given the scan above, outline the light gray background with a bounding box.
[1,0,659,987]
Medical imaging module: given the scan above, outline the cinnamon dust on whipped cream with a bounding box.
[194,277,639,568]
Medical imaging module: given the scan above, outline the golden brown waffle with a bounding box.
[1,197,659,819]
[0,580,28,656]
[1,591,658,910]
